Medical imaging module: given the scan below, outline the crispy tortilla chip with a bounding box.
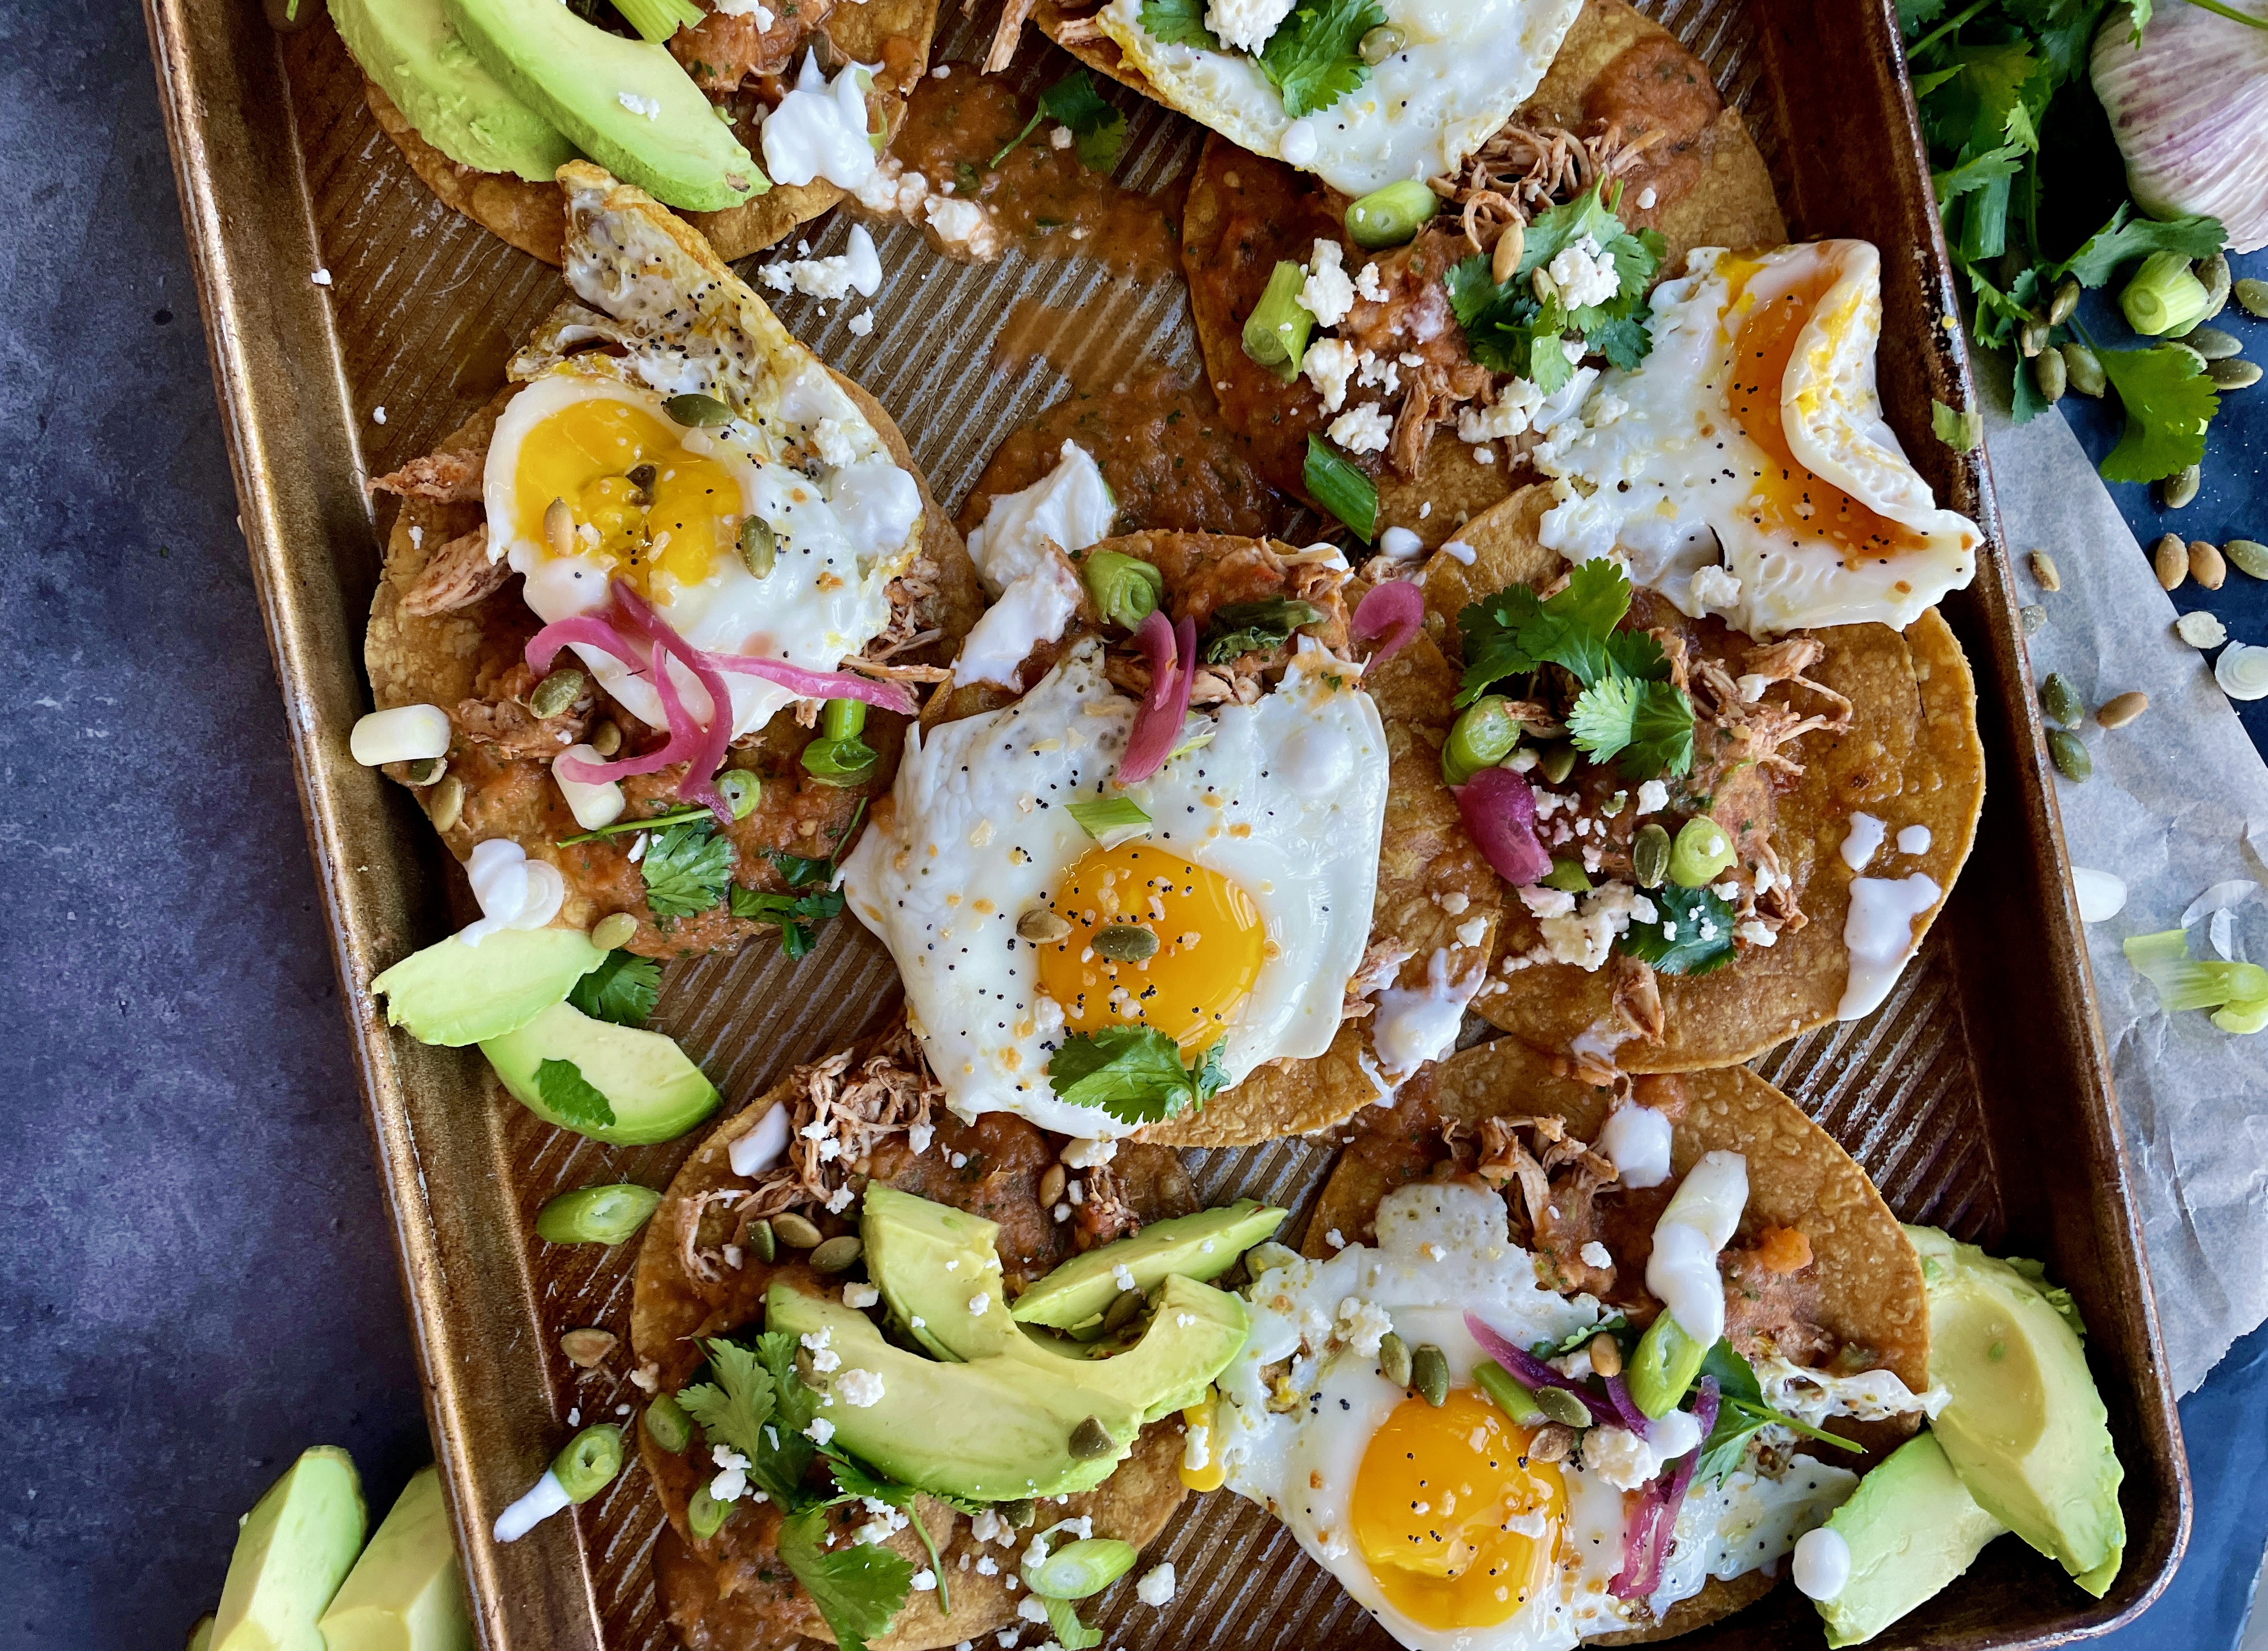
[632,1029,1194,1650]
[359,0,941,264]
[1416,485,1984,1070]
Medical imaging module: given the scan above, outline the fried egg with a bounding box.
[1215,1183,1857,1651]
[838,635,1389,1137]
[1535,241,1981,636]
[1095,0,1582,197]
[486,167,924,736]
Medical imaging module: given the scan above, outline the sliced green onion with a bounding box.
[553,1424,624,1503]
[2122,928,2189,971]
[2121,928,2268,1013]
[1304,434,1378,543]
[688,1481,731,1539]
[1025,1538,1139,1600]
[535,1183,663,1245]
[2211,997,2268,1034]
[610,0,704,42]
[2122,251,2211,337]
[1667,817,1735,887]
[718,770,761,821]
[822,698,868,741]
[802,735,878,787]
[1443,695,1520,785]
[1345,180,1437,249]
[1081,550,1164,631]
[1042,1596,1101,1650]
[644,1393,694,1454]
[1065,796,1152,847]
[1541,857,1592,894]
[1626,1312,1708,1418]
[1472,1358,1547,1427]
[1241,261,1313,381]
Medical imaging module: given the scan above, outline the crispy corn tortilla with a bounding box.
[1418,485,1985,1069]
[1306,1040,1928,1641]
[360,0,941,263]
[631,1043,1196,1650]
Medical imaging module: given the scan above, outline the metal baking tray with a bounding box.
[142,0,2189,1643]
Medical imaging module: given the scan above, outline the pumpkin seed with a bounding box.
[2039,672,2082,726]
[2176,610,2229,649]
[1536,1386,1593,1428]
[2060,342,2106,397]
[402,755,446,787]
[2032,347,2067,403]
[1632,822,1671,889]
[560,1328,617,1368]
[1587,1332,1624,1379]
[2047,728,2092,783]
[1529,1423,1574,1463]
[626,463,658,494]
[1017,907,1072,943]
[589,719,622,757]
[2019,318,2049,357]
[2191,540,2228,590]
[1038,1163,1066,1208]
[2027,549,2061,591]
[772,1211,823,1249]
[749,1217,778,1263]
[2170,341,2207,373]
[2048,276,2081,325]
[1359,23,1407,62]
[2237,277,2268,320]
[809,1235,864,1274]
[2208,359,2262,390]
[1069,1417,1115,1459]
[1536,742,1577,784]
[590,912,638,950]
[2020,604,2048,636]
[530,666,585,719]
[2225,539,2268,579]
[2154,533,2189,590]
[1379,1332,1414,1388]
[1001,1498,1039,1529]
[2095,691,2149,729]
[665,392,734,427]
[2163,466,2201,509]
[543,496,576,558]
[1103,1287,1148,1333]
[2189,327,2242,361]
[2200,253,2232,321]
[740,516,777,578]
[1094,923,1158,962]
[1491,221,1526,286]
[1412,1343,1451,1407]
[427,773,465,832]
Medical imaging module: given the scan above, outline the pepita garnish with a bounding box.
[2060,342,2106,398]
[1632,822,1671,889]
[665,392,733,427]
[560,1328,617,1368]
[403,755,446,787]
[1038,1163,1066,1208]
[589,719,622,757]
[749,1217,778,1263]
[2200,254,2232,321]
[589,912,638,951]
[1529,1423,1574,1463]
[1587,1332,1624,1379]
[1359,23,1406,62]
[543,496,576,558]
[809,1235,864,1274]
[2033,347,2067,404]
[740,516,778,578]
[2096,691,2149,730]
[1069,1417,1115,1459]
[2207,359,2262,391]
[2224,539,2268,579]
[427,773,465,833]
[1535,1386,1592,1428]
[2237,277,2268,320]
[771,1211,823,1249]
[2048,277,2081,326]
[2154,533,2188,591]
[1412,1343,1451,1407]
[2189,327,2242,361]
[2190,540,2228,590]
[2027,549,2061,591]
[2047,728,2092,783]
[2039,672,2082,727]
[1379,1331,1413,1389]
[1094,923,1159,962]
[1536,743,1577,785]
[1491,222,1525,286]
[2163,466,2201,509]
[1017,907,1073,944]
[2020,604,2048,636]
[530,666,585,719]
[1103,1287,1147,1333]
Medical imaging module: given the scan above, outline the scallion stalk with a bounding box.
[1025,1538,1139,1600]
[1303,434,1378,542]
[1241,261,1313,380]
[1080,550,1165,631]
[1344,179,1437,248]
[611,0,704,42]
[535,1183,663,1245]
[2121,250,2211,336]
[1065,796,1152,847]
[553,1425,625,1502]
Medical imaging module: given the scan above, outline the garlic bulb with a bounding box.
[2092,0,2268,253]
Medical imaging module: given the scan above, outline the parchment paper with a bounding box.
[1982,364,2268,1394]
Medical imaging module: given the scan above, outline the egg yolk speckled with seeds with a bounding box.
[1350,1388,1564,1629]
[513,394,743,594]
[1033,840,1264,1052]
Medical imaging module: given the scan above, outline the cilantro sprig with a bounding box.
[568,950,661,1028]
[1256,0,1387,118]
[536,1058,616,1131]
[1445,184,1664,393]
[642,818,736,919]
[1693,1341,1862,1484]
[1137,0,1219,47]
[1619,884,1738,976]
[1047,1026,1229,1123]
[778,1512,916,1651]
[992,69,1128,172]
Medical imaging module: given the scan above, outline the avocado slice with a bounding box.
[188,1617,214,1651]
[766,1284,1145,1501]
[1009,1200,1288,1331]
[371,926,605,1048]
[1812,1431,2008,1647]
[317,1465,476,1651]
[1018,1273,1251,1423]
[439,0,764,212]
[1904,1225,2126,1594]
[480,1000,719,1144]
[327,0,574,181]
[212,1446,369,1651]
[861,1184,1011,1361]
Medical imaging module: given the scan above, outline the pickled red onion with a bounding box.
[526,615,702,787]
[1453,766,1552,886]
[1610,1377,1718,1600]
[1350,578,1422,666]
[610,582,737,819]
[1463,1313,1619,1428]
[1116,611,1195,784]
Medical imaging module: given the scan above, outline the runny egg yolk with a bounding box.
[1350,1388,1565,1630]
[513,394,744,594]
[1033,840,1265,1053]
[1721,257,1923,569]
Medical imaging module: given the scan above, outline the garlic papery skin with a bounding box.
[2092,0,2268,253]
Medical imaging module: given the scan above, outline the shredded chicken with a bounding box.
[1071,1164,1140,1251]
[1685,633,1854,781]
[401,525,506,617]
[669,0,832,93]
[1471,1113,1620,1295]
[455,661,592,759]
[1430,121,1664,256]
[1339,940,1417,1023]
[985,0,1035,71]
[1607,953,1665,1046]
[369,449,483,502]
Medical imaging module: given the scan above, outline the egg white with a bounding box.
[838,636,1389,1137]
[1535,241,1981,636]
[1095,0,1584,197]
[1218,1183,1858,1651]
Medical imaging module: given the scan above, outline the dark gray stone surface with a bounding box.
[0,3,427,1645]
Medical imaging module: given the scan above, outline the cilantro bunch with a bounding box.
[1048,1025,1229,1125]
[1692,1341,1863,1483]
[1456,561,1696,781]
[1900,0,2226,479]
[1445,184,1665,392]
[992,69,1128,172]
[1139,0,1389,117]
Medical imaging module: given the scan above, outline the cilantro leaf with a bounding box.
[1137,0,1220,48]
[1585,309,1652,372]
[1199,598,1326,663]
[1445,187,1659,381]
[568,949,661,1028]
[1454,584,1545,703]
[2055,203,2225,289]
[1046,1026,1224,1122]
[733,883,847,958]
[1619,884,1736,975]
[1040,70,1128,172]
[1932,141,2027,207]
[642,820,735,918]
[1568,676,1696,778]
[1604,629,1670,682]
[677,1339,778,1465]
[1256,0,1387,117]
[535,1059,617,1131]
[1700,1339,1765,1406]
[678,1333,822,1506]
[1692,1340,1861,1483]
[777,1506,914,1651]
[1455,559,1637,704]
[2096,346,2218,483]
